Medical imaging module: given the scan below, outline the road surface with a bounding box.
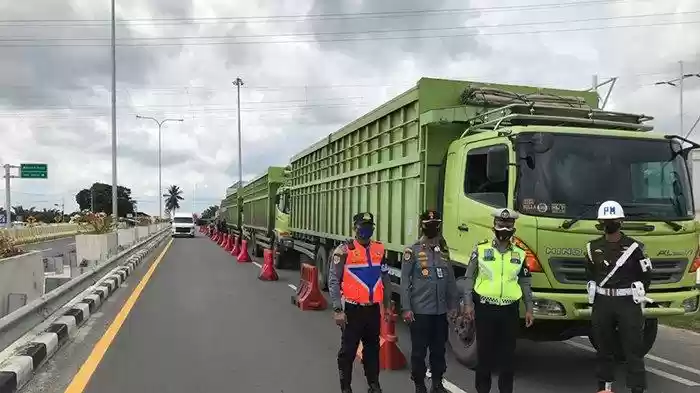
[23,236,75,259]
[19,234,700,393]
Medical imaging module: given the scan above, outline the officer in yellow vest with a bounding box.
[461,208,534,393]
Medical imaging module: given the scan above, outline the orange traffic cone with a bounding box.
[237,239,252,263]
[258,248,279,281]
[230,235,240,256]
[224,234,234,251]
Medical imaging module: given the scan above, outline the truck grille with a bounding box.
[549,258,689,285]
[175,227,191,233]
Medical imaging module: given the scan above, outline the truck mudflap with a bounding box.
[531,288,700,319]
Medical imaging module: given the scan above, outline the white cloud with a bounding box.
[0,0,698,216]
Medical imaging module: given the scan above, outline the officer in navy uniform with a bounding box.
[401,209,460,393]
[585,200,652,393]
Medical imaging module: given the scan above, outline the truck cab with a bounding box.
[441,103,700,367]
[171,212,196,238]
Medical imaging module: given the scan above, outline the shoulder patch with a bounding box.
[334,244,348,255]
[403,248,414,262]
[333,254,342,264]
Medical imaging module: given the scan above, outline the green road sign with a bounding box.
[20,163,48,179]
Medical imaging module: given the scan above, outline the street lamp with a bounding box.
[136,115,184,219]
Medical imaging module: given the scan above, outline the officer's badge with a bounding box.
[333,255,341,264]
[403,249,412,262]
[421,268,430,277]
[380,263,389,273]
[484,248,495,261]
[500,209,510,219]
[434,245,440,253]
[436,267,444,278]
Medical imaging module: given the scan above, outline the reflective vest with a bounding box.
[341,240,385,304]
[474,241,526,305]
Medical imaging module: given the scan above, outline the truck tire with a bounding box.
[273,242,286,269]
[315,247,329,292]
[588,318,658,361]
[447,310,478,370]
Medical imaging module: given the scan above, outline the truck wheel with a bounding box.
[447,310,478,370]
[588,318,658,361]
[315,247,329,292]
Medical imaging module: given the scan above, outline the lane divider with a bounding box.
[0,235,168,393]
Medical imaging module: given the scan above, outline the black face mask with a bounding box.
[422,223,440,239]
[603,221,621,234]
[494,228,515,241]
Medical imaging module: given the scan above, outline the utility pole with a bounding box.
[4,165,12,228]
[110,0,118,222]
[136,115,184,218]
[233,77,244,191]
[654,60,700,136]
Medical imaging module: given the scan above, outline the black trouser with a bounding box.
[592,294,646,391]
[409,313,449,384]
[474,300,519,393]
[337,303,381,389]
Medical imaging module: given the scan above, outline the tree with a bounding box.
[75,183,136,217]
[164,185,184,215]
[201,205,218,220]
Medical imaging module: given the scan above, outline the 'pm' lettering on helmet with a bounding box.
[604,206,616,216]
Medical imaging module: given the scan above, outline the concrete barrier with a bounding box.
[75,232,119,265]
[0,251,43,319]
[117,228,136,248]
[136,226,150,240]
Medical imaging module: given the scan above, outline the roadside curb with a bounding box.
[0,235,167,393]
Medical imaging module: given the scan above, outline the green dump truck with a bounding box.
[243,77,700,368]
[236,166,294,265]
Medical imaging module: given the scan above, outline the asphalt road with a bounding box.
[19,234,700,393]
[23,236,76,258]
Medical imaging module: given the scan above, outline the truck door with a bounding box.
[452,139,511,265]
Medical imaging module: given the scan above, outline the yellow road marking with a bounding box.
[63,238,174,393]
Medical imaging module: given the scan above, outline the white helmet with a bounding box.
[597,200,624,220]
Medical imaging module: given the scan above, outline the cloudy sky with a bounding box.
[0,0,698,217]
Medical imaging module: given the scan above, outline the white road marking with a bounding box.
[644,353,700,377]
[288,284,297,291]
[252,261,261,268]
[426,370,469,393]
[564,341,700,387]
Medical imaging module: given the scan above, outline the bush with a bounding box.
[0,234,25,259]
[71,210,114,234]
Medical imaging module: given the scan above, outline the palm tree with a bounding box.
[164,185,184,216]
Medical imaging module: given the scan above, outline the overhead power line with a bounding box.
[1,11,696,44]
[0,0,640,26]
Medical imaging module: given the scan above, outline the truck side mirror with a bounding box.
[486,145,508,183]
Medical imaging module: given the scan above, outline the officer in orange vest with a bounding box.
[329,212,392,393]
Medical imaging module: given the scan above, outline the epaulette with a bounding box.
[477,239,489,245]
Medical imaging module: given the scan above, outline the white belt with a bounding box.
[596,287,633,297]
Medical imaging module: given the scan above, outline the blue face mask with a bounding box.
[356,225,374,240]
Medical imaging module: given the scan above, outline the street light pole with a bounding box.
[233,77,244,190]
[679,60,684,136]
[110,0,118,222]
[135,115,184,219]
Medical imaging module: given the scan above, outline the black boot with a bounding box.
[341,389,353,393]
[414,381,428,393]
[430,378,449,393]
[367,382,383,393]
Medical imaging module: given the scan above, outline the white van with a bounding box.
[172,212,195,238]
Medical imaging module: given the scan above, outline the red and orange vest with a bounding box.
[342,240,385,304]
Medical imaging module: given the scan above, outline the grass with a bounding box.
[661,312,700,333]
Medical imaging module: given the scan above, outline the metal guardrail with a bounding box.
[0,226,170,352]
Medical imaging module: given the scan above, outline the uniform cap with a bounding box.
[420,209,442,222]
[491,208,520,220]
[597,200,624,220]
[353,212,375,225]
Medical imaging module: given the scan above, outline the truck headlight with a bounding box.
[532,298,566,316]
[682,296,699,313]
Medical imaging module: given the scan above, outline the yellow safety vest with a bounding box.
[474,241,526,305]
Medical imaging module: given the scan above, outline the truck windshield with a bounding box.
[173,217,193,224]
[515,133,694,221]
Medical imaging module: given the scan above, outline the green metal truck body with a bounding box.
[239,166,291,258]
[266,77,700,367]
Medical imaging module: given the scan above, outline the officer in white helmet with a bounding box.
[585,200,653,393]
